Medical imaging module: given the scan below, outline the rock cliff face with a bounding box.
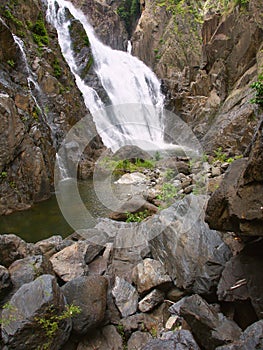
[72,0,128,50]
[0,0,104,215]
[132,0,263,155]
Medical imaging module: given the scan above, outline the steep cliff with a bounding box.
[0,0,104,215]
[132,0,263,155]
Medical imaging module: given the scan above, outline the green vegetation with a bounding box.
[99,157,154,175]
[116,324,127,350]
[2,8,23,27]
[35,304,81,350]
[125,209,150,222]
[156,183,179,205]
[53,58,62,78]
[30,13,49,47]
[0,303,17,327]
[7,59,15,68]
[212,147,242,163]
[0,171,7,179]
[250,75,263,107]
[116,0,141,35]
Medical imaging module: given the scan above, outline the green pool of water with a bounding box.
[0,180,111,243]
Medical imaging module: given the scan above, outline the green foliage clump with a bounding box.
[2,8,23,27]
[30,13,49,47]
[116,0,141,35]
[156,183,178,205]
[53,58,62,78]
[35,304,81,350]
[212,147,243,163]
[100,157,154,175]
[250,75,263,107]
[125,209,150,222]
[7,59,15,68]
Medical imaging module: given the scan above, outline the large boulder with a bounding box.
[132,258,172,294]
[76,325,123,350]
[61,276,108,335]
[50,241,103,282]
[205,117,263,236]
[148,195,232,295]
[215,319,263,350]
[0,234,31,267]
[1,274,71,350]
[9,255,53,290]
[112,277,138,317]
[178,294,242,350]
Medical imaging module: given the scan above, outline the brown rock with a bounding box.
[132,258,172,294]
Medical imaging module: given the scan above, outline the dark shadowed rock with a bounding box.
[0,234,31,267]
[138,289,164,313]
[61,276,108,335]
[217,239,263,320]
[112,145,153,162]
[142,339,175,350]
[205,117,263,236]
[161,329,201,349]
[0,265,11,299]
[1,274,71,350]
[179,294,241,350]
[127,331,152,350]
[76,325,123,350]
[112,276,138,317]
[215,319,263,350]
[149,195,232,295]
[132,258,172,294]
[9,255,53,290]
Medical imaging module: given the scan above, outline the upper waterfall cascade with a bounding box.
[45,0,166,151]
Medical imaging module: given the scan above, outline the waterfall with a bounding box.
[13,35,59,148]
[45,0,166,151]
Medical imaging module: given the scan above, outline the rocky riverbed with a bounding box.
[0,122,262,349]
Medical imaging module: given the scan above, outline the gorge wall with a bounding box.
[132,0,263,155]
[0,0,105,215]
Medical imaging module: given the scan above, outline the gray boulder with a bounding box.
[127,331,152,350]
[215,319,263,350]
[1,274,71,350]
[76,325,123,350]
[179,294,241,350]
[61,276,108,335]
[149,195,232,295]
[9,255,53,290]
[112,276,138,317]
[0,234,31,267]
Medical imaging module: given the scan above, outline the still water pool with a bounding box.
[0,180,111,243]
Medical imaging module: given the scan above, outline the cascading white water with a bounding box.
[45,0,166,151]
[13,35,59,147]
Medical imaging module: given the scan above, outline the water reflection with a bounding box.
[0,179,110,243]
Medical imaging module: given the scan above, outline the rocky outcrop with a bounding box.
[0,0,104,215]
[72,0,128,50]
[205,116,263,236]
[132,0,262,155]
